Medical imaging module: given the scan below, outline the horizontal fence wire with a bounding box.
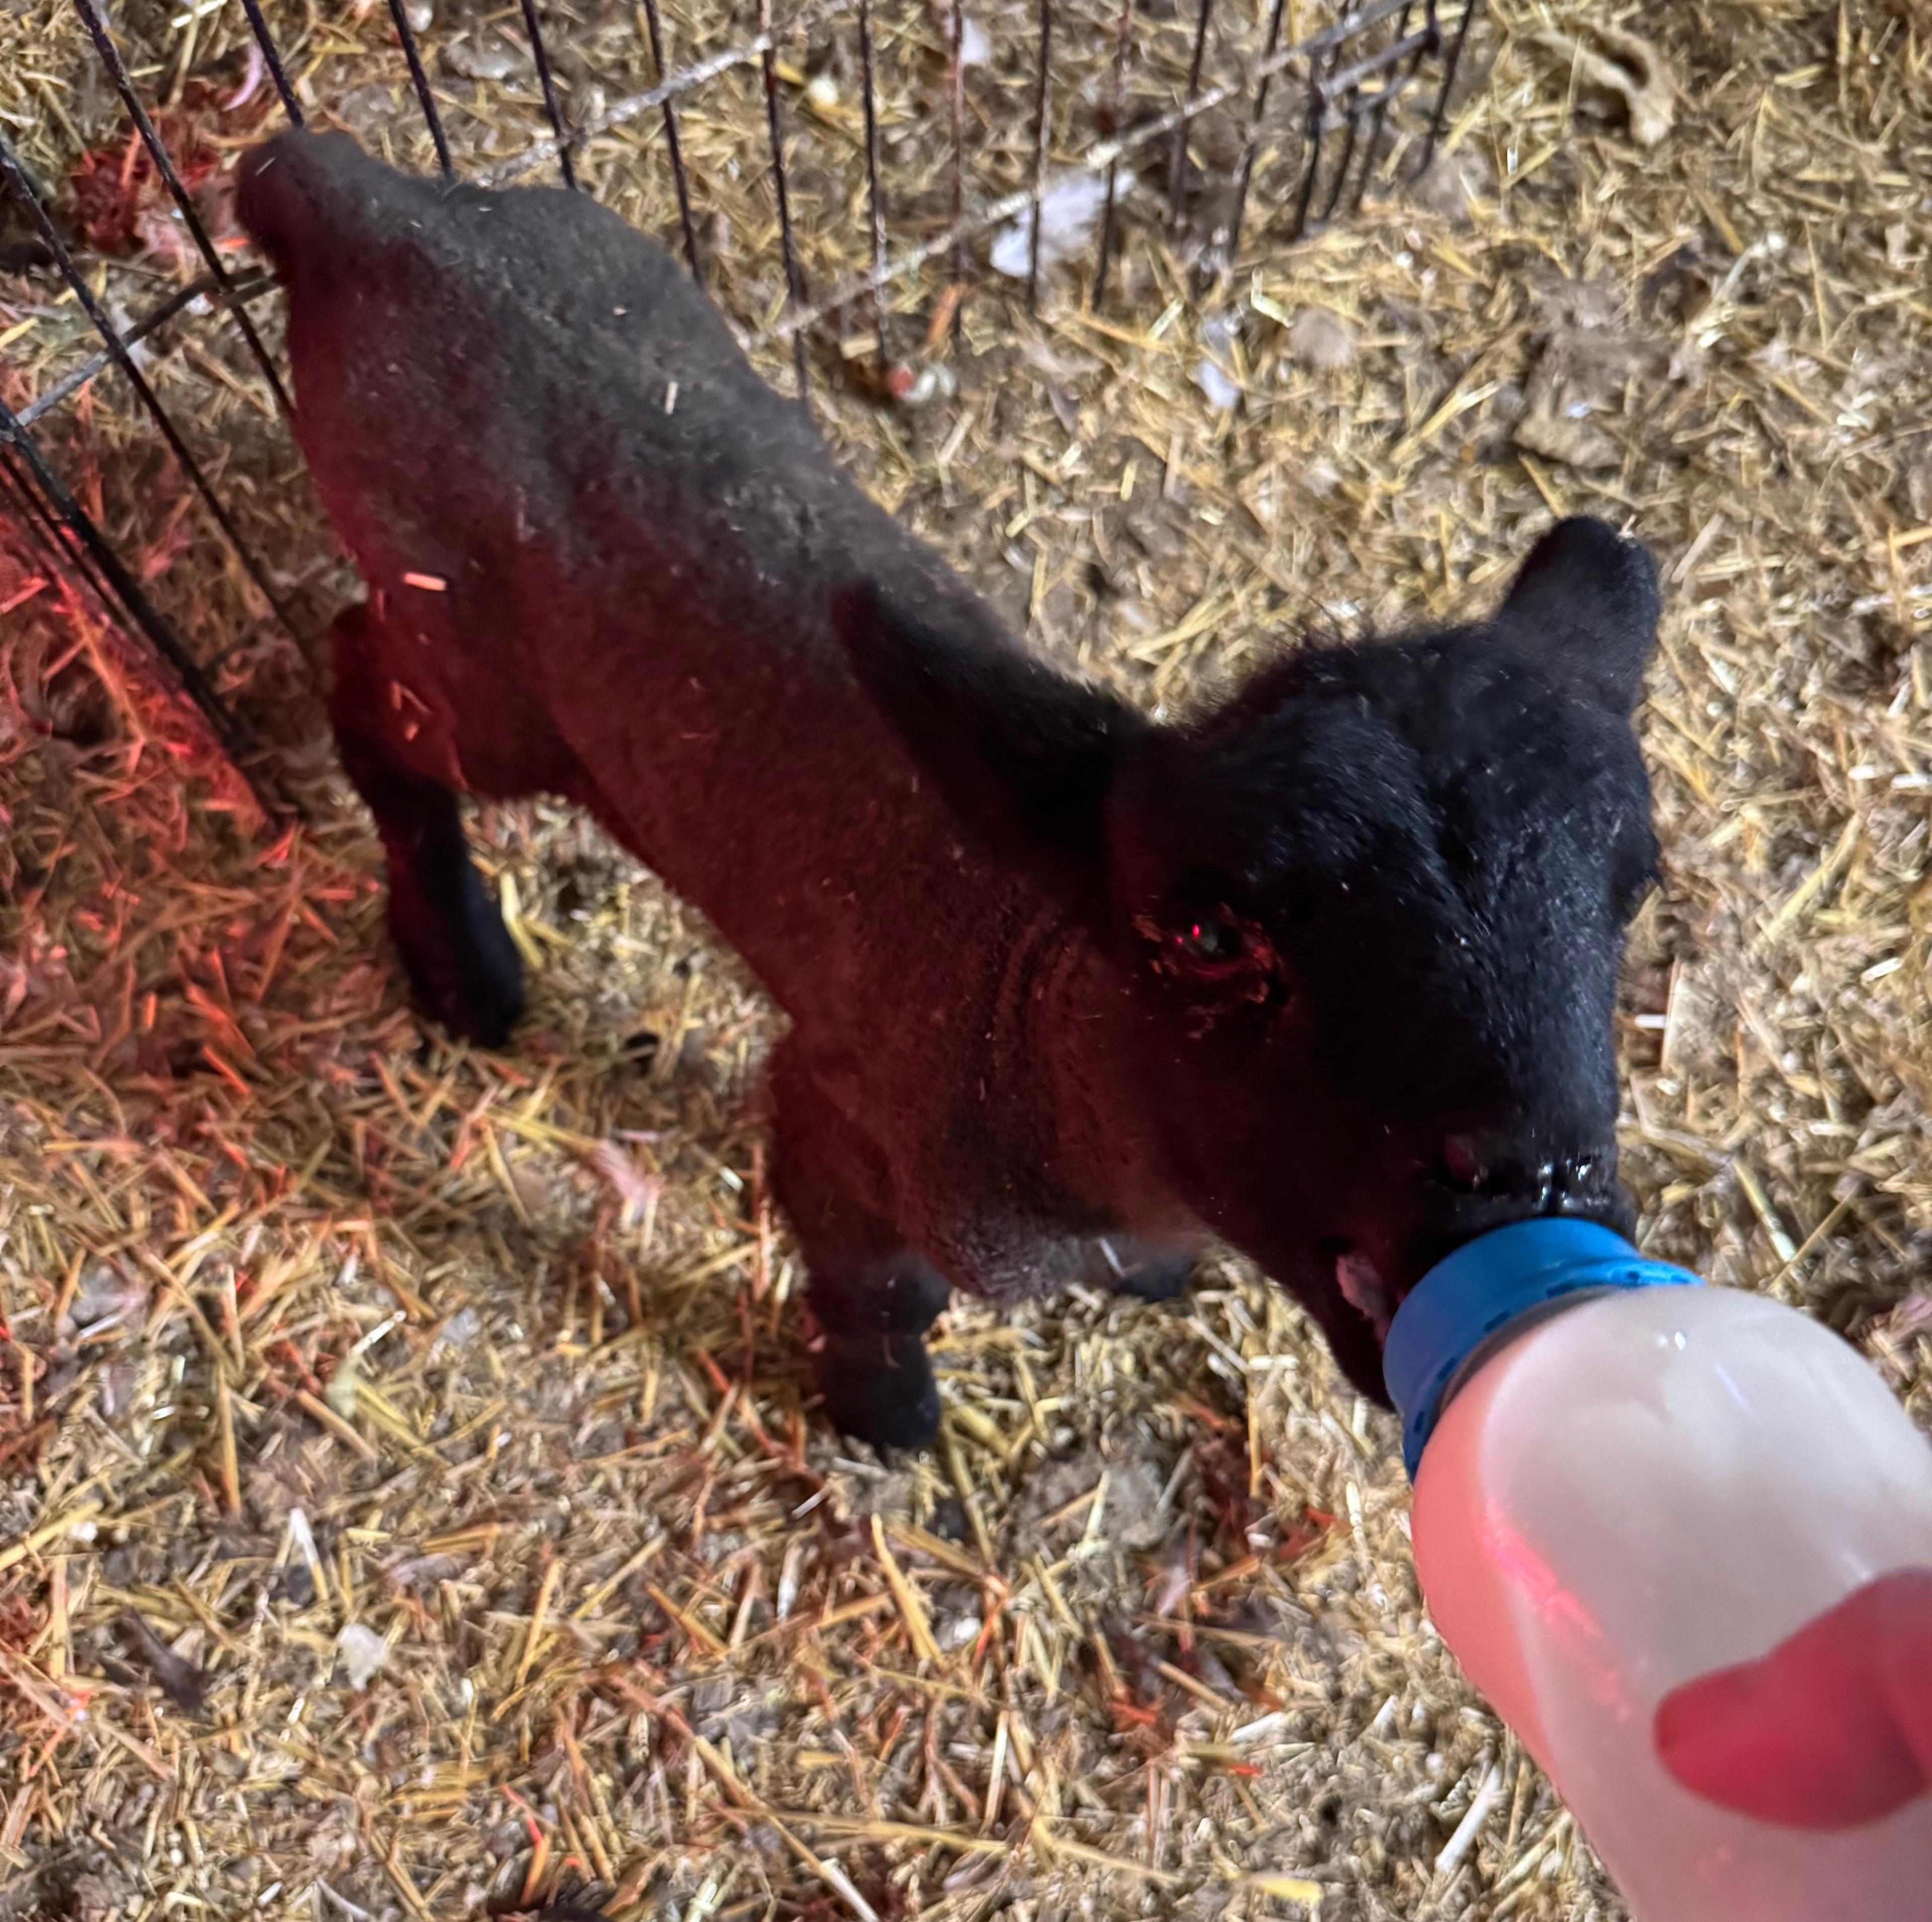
[477,0,860,188]
[752,0,1480,349]
[70,0,296,424]
[17,0,1482,392]
[0,0,1480,795]
[0,134,303,645]
[19,272,277,431]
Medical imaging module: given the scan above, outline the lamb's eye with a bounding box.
[1135,904,1284,1017]
[1175,911,1245,964]
[1134,905,1282,1000]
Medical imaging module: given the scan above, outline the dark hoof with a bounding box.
[817,1332,941,1452]
[392,885,525,1048]
[1110,1251,1197,1303]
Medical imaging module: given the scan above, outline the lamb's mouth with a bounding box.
[1323,1182,1638,1349]
[1310,1235,1399,1344]
[1334,1248,1394,1341]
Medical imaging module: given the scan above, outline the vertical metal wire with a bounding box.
[0,437,120,641]
[69,0,295,426]
[0,396,282,815]
[1165,0,1215,228]
[758,0,810,401]
[1349,0,1413,212]
[0,135,301,642]
[0,426,202,721]
[1025,0,1052,311]
[1286,46,1331,240]
[22,273,275,430]
[386,0,454,176]
[856,0,891,357]
[1317,83,1361,224]
[517,0,579,188]
[948,0,967,317]
[1222,0,1289,272]
[638,0,703,279]
[1416,0,1477,178]
[1090,0,1133,307]
[235,0,304,123]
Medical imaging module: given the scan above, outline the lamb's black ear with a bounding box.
[834,582,1150,884]
[1492,517,1660,713]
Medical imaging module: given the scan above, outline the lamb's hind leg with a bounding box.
[330,603,525,1047]
[769,1042,949,1452]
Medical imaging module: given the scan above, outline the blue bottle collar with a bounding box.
[1383,1217,1701,1479]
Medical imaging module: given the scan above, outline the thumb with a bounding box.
[1654,1567,1932,1831]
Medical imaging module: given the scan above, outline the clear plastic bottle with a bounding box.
[1383,1219,1932,1921]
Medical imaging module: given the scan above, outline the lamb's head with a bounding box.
[839,518,1661,1401]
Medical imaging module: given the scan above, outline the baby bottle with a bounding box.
[1383,1217,1932,1921]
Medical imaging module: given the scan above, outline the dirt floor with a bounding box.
[1,0,1930,1917]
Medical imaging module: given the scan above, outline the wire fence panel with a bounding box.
[0,0,1481,792]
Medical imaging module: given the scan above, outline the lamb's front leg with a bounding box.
[330,603,526,1047]
[769,1042,949,1452]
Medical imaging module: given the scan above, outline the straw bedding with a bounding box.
[0,0,1928,1916]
